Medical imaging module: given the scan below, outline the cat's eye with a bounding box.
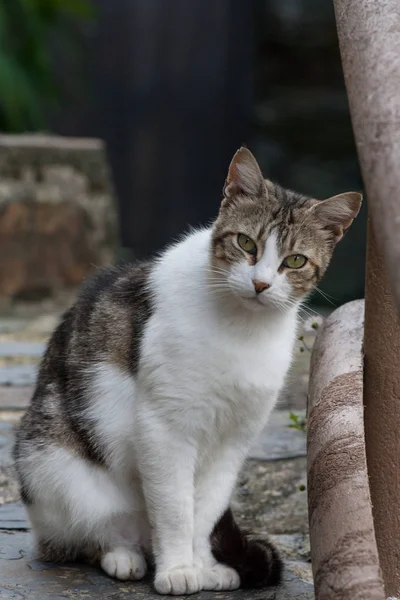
[283,254,308,269]
[237,234,257,255]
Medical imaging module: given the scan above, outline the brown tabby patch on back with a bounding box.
[13,262,154,475]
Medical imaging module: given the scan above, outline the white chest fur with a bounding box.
[138,229,298,442]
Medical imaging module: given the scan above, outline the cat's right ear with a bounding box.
[311,191,363,243]
[223,147,264,200]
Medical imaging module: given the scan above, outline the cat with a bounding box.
[13,147,362,595]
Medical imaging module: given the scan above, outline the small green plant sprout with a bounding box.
[298,334,310,352]
[298,315,324,352]
[289,411,307,433]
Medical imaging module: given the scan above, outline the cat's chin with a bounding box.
[238,295,273,312]
[238,293,292,314]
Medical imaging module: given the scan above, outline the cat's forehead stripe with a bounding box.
[262,230,279,264]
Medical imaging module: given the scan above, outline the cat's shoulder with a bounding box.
[77,261,154,307]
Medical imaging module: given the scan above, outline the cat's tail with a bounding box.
[210,508,283,589]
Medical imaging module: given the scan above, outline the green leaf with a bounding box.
[0,52,44,130]
[0,0,95,131]
[289,411,307,433]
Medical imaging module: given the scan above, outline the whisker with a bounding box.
[205,267,231,276]
[302,304,324,319]
[315,287,337,301]
[314,287,337,307]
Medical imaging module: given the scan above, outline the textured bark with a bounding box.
[307,301,385,600]
[332,0,400,594]
[333,0,400,312]
[364,222,400,597]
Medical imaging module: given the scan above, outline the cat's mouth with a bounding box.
[239,294,269,311]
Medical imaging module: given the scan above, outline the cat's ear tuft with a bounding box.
[312,191,363,243]
[223,147,264,199]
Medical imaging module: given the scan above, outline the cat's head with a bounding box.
[210,147,362,311]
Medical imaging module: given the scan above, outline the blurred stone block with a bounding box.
[0,387,32,409]
[0,134,119,302]
[0,365,37,386]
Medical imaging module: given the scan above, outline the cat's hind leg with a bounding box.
[18,443,150,580]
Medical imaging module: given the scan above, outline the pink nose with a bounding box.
[253,280,270,294]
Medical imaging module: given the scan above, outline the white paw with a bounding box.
[201,563,240,591]
[155,566,202,595]
[101,547,147,581]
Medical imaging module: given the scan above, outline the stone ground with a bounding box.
[0,299,326,600]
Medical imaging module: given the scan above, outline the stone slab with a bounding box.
[0,502,28,530]
[0,529,313,600]
[0,420,17,469]
[0,343,45,358]
[0,318,30,335]
[249,410,306,461]
[0,365,37,386]
[0,387,32,410]
[236,458,309,536]
[0,133,118,302]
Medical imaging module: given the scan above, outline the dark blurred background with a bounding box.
[0,0,366,307]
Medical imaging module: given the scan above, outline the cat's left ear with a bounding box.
[311,192,363,243]
[223,147,265,199]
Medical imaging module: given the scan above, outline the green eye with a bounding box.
[283,254,308,269]
[238,234,257,255]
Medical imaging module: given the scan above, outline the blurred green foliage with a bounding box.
[0,0,94,132]
[289,412,307,433]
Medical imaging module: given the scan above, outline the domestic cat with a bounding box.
[13,147,362,595]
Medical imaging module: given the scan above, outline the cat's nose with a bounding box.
[253,279,270,294]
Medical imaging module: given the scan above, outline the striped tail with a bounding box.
[210,508,283,589]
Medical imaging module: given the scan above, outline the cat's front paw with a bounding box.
[155,566,202,595]
[101,547,147,581]
[202,563,240,591]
